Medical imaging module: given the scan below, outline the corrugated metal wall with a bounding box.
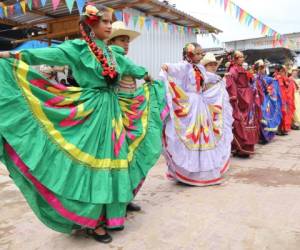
[125,8,197,78]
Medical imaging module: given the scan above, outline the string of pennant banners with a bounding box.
[0,0,208,36]
[208,0,298,49]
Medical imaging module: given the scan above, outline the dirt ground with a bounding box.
[1,131,300,250]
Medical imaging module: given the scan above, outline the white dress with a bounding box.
[160,62,233,186]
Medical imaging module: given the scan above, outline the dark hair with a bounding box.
[274,64,285,72]
[182,42,204,91]
[79,4,118,85]
[182,42,201,61]
[79,4,111,36]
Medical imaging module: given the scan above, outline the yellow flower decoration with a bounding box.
[186,43,195,54]
[85,5,99,16]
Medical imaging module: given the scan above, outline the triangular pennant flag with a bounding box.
[0,7,3,18]
[139,16,145,30]
[180,26,184,35]
[158,20,163,31]
[41,0,47,7]
[247,15,253,26]
[15,3,22,15]
[228,1,233,15]
[168,23,173,33]
[21,1,26,13]
[3,6,7,17]
[152,19,158,29]
[145,17,151,31]
[219,0,223,7]
[224,0,229,10]
[66,0,75,13]
[76,0,85,14]
[114,10,123,21]
[26,0,33,10]
[253,18,259,30]
[262,25,266,34]
[188,27,192,34]
[8,5,14,16]
[174,25,178,33]
[184,26,188,34]
[163,22,168,32]
[235,6,240,19]
[33,0,40,8]
[239,9,247,23]
[123,12,131,26]
[133,15,139,28]
[52,0,60,10]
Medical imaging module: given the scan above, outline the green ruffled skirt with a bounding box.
[0,58,167,233]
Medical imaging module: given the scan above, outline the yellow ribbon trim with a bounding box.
[127,85,150,162]
[15,60,128,169]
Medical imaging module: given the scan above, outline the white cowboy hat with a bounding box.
[108,21,140,42]
[200,52,218,66]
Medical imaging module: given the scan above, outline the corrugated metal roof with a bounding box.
[0,0,221,32]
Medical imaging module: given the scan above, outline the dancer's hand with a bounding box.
[161,64,168,72]
[0,51,10,58]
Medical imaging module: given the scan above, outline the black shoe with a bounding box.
[237,153,250,158]
[106,226,124,231]
[292,124,300,130]
[127,202,141,212]
[86,228,112,244]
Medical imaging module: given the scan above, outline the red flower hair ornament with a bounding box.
[83,5,103,26]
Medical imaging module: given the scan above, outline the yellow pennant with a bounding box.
[139,16,145,30]
[3,6,7,17]
[163,22,168,32]
[20,1,26,13]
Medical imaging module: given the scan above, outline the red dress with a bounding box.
[275,74,295,132]
[226,64,264,155]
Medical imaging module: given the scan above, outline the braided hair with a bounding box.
[79,4,118,85]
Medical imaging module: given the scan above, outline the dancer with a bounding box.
[274,65,295,135]
[0,4,166,243]
[254,60,282,143]
[225,51,263,157]
[289,66,300,130]
[107,21,166,212]
[160,45,233,186]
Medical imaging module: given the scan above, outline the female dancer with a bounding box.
[290,66,300,130]
[160,45,233,186]
[254,60,282,143]
[274,65,295,135]
[225,51,264,157]
[0,4,166,243]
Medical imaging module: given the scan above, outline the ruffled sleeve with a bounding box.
[165,62,189,81]
[17,40,81,67]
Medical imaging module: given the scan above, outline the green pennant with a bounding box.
[133,15,139,28]
[27,0,33,10]
[66,0,75,12]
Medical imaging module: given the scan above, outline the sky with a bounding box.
[167,0,300,48]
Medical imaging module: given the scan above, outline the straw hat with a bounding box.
[255,59,265,67]
[108,21,140,42]
[201,52,218,66]
[291,65,299,72]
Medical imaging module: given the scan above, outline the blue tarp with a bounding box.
[13,40,60,51]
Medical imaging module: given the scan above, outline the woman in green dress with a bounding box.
[0,4,166,243]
